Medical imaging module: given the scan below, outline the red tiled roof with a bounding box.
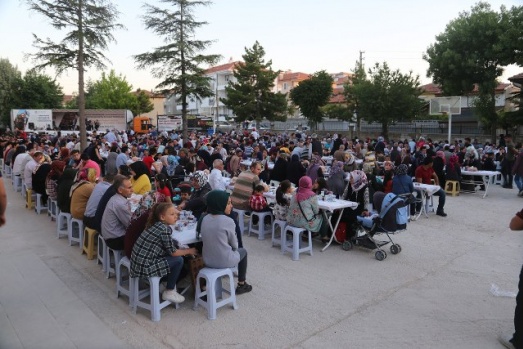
[420,82,509,95]
[205,61,241,74]
[133,90,164,98]
[279,72,310,82]
[329,94,346,104]
[509,73,523,82]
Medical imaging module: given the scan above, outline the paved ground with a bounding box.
[1,175,522,349]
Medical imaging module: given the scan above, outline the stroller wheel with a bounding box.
[390,244,401,255]
[375,250,387,261]
[341,240,353,251]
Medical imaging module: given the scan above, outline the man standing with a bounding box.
[500,209,523,349]
[209,159,227,191]
[415,156,447,217]
[504,134,518,189]
[101,176,133,250]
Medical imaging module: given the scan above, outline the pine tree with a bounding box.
[26,0,123,150]
[221,41,288,123]
[134,0,220,141]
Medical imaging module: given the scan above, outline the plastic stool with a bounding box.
[25,189,36,209]
[283,225,313,261]
[494,173,503,185]
[48,199,58,221]
[116,256,134,306]
[35,193,48,214]
[248,211,273,240]
[13,175,22,192]
[106,248,123,279]
[193,267,238,320]
[82,227,98,260]
[56,211,71,239]
[22,182,27,198]
[69,218,84,247]
[97,234,107,271]
[132,276,177,322]
[4,165,11,178]
[272,219,287,253]
[232,208,250,235]
[444,180,460,197]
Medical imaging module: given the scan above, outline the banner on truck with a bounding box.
[11,109,53,132]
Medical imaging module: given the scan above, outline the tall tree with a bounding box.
[423,2,522,140]
[26,0,123,150]
[17,70,64,109]
[221,41,288,123]
[0,58,22,126]
[134,0,220,141]
[344,60,367,133]
[347,62,422,140]
[85,70,136,111]
[132,89,155,117]
[289,70,333,129]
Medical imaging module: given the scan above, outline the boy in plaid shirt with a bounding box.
[249,184,272,225]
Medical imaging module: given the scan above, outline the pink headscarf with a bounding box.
[296,176,316,202]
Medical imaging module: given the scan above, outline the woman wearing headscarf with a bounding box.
[179,170,211,219]
[445,154,461,182]
[287,176,328,242]
[46,160,66,200]
[270,152,288,182]
[341,170,370,240]
[129,161,152,195]
[381,160,395,194]
[32,158,51,204]
[327,161,346,198]
[433,150,446,189]
[198,190,252,295]
[306,155,324,184]
[286,154,306,186]
[56,167,78,213]
[343,152,357,173]
[392,164,416,216]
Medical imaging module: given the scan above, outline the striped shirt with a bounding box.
[231,170,260,210]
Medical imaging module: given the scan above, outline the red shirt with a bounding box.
[157,185,171,198]
[142,155,154,175]
[250,193,268,211]
[415,165,434,184]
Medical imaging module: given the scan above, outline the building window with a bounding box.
[225,75,230,82]
[283,82,288,90]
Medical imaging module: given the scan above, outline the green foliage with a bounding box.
[221,41,288,123]
[424,2,523,139]
[289,70,333,128]
[133,89,155,116]
[134,0,220,140]
[343,60,367,129]
[26,0,123,149]
[0,58,22,126]
[321,104,352,121]
[16,70,64,109]
[346,62,422,140]
[85,70,136,110]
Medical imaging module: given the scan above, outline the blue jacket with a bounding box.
[392,175,414,195]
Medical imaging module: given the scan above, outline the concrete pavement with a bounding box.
[0,175,522,349]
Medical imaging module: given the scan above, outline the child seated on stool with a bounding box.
[250,184,272,225]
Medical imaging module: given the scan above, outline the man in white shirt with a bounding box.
[23,151,44,189]
[209,159,227,191]
[251,128,259,140]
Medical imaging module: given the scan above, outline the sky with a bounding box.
[0,0,521,95]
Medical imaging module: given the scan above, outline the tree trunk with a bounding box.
[180,4,188,142]
[78,0,86,151]
[381,122,389,141]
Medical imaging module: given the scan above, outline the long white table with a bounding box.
[171,224,199,245]
[240,160,274,170]
[411,183,441,220]
[461,170,500,198]
[318,199,358,252]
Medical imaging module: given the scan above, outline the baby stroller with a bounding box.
[342,192,409,261]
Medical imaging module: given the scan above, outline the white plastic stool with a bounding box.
[4,165,11,178]
[232,208,250,235]
[193,267,238,320]
[106,247,123,279]
[69,218,84,247]
[116,256,134,306]
[97,234,107,271]
[13,175,22,192]
[283,225,313,261]
[22,182,27,198]
[48,199,58,221]
[272,219,287,253]
[132,276,177,322]
[35,193,48,214]
[56,211,71,239]
[248,211,273,240]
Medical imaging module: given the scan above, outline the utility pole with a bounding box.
[359,50,365,68]
[357,50,365,134]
